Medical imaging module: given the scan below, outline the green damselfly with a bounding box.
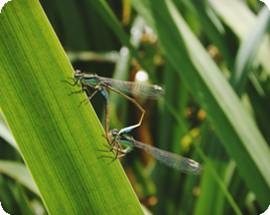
[72,70,164,148]
[110,129,202,175]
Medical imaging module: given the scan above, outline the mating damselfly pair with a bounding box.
[71,69,201,175]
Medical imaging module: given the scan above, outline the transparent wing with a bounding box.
[132,139,201,175]
[99,76,164,99]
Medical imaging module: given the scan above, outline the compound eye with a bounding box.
[111,129,118,136]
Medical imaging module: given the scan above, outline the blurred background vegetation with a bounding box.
[0,0,270,214]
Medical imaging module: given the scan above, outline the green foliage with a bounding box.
[0,0,269,214]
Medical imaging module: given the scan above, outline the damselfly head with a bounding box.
[74,70,100,84]
[74,69,84,79]
[110,129,119,137]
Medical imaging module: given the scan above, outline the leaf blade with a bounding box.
[0,0,142,214]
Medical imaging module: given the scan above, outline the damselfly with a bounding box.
[72,70,164,148]
[110,129,202,175]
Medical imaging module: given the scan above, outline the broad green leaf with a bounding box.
[0,0,142,214]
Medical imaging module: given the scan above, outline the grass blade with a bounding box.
[209,0,270,76]
[231,7,270,93]
[0,0,142,214]
[0,161,39,196]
